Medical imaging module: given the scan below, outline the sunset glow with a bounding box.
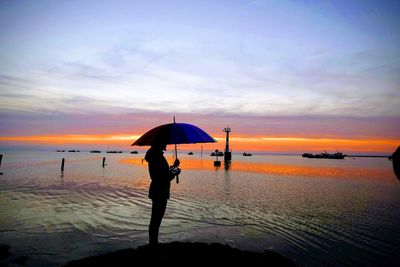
[1,133,398,154]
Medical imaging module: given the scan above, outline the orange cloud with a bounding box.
[0,134,140,144]
[172,135,399,155]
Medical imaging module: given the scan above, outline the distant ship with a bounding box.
[130,151,138,154]
[90,150,101,153]
[188,152,194,155]
[302,151,346,159]
[210,151,223,156]
[243,152,252,156]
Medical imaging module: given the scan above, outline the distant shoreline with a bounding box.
[346,155,390,158]
[0,147,392,158]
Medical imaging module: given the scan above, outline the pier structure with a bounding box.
[223,127,232,161]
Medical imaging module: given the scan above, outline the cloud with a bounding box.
[1,43,399,118]
[1,109,399,142]
[1,1,399,121]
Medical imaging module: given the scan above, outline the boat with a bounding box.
[130,151,138,154]
[302,151,346,159]
[243,152,252,156]
[90,150,101,153]
[210,151,223,156]
[188,152,193,155]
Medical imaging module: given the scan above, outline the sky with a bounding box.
[0,0,399,154]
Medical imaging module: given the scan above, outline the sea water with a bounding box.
[0,150,399,266]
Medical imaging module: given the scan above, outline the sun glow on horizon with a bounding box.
[0,134,141,144]
[1,133,398,154]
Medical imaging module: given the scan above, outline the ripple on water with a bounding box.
[1,153,399,267]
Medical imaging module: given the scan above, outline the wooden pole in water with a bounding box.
[61,158,65,172]
[0,154,2,167]
[102,157,106,167]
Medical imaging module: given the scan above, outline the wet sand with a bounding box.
[64,242,298,267]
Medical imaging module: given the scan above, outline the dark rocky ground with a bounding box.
[1,242,299,266]
[64,242,298,267]
[0,245,29,266]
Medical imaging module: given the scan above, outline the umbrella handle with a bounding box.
[174,142,179,183]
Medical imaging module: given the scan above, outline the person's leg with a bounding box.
[149,198,168,245]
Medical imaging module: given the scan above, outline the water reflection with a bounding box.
[224,160,231,171]
[1,152,399,267]
[121,157,394,181]
[60,171,64,185]
[224,161,231,202]
[214,163,221,171]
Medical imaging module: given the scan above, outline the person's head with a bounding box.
[151,142,167,151]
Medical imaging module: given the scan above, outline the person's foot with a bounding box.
[148,240,158,248]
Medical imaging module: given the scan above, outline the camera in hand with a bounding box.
[170,166,181,175]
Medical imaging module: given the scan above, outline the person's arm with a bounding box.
[168,167,181,181]
[173,159,180,167]
[152,157,179,181]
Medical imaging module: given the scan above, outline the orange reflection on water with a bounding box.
[121,157,393,180]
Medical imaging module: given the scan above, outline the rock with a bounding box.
[64,242,298,267]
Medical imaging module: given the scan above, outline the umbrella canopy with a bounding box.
[132,122,216,146]
[132,121,216,184]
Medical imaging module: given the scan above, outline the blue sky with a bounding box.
[0,0,399,144]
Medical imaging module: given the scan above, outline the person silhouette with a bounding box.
[392,146,400,180]
[145,142,180,246]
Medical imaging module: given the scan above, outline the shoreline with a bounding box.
[63,241,299,267]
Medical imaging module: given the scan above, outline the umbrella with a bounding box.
[132,118,216,183]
